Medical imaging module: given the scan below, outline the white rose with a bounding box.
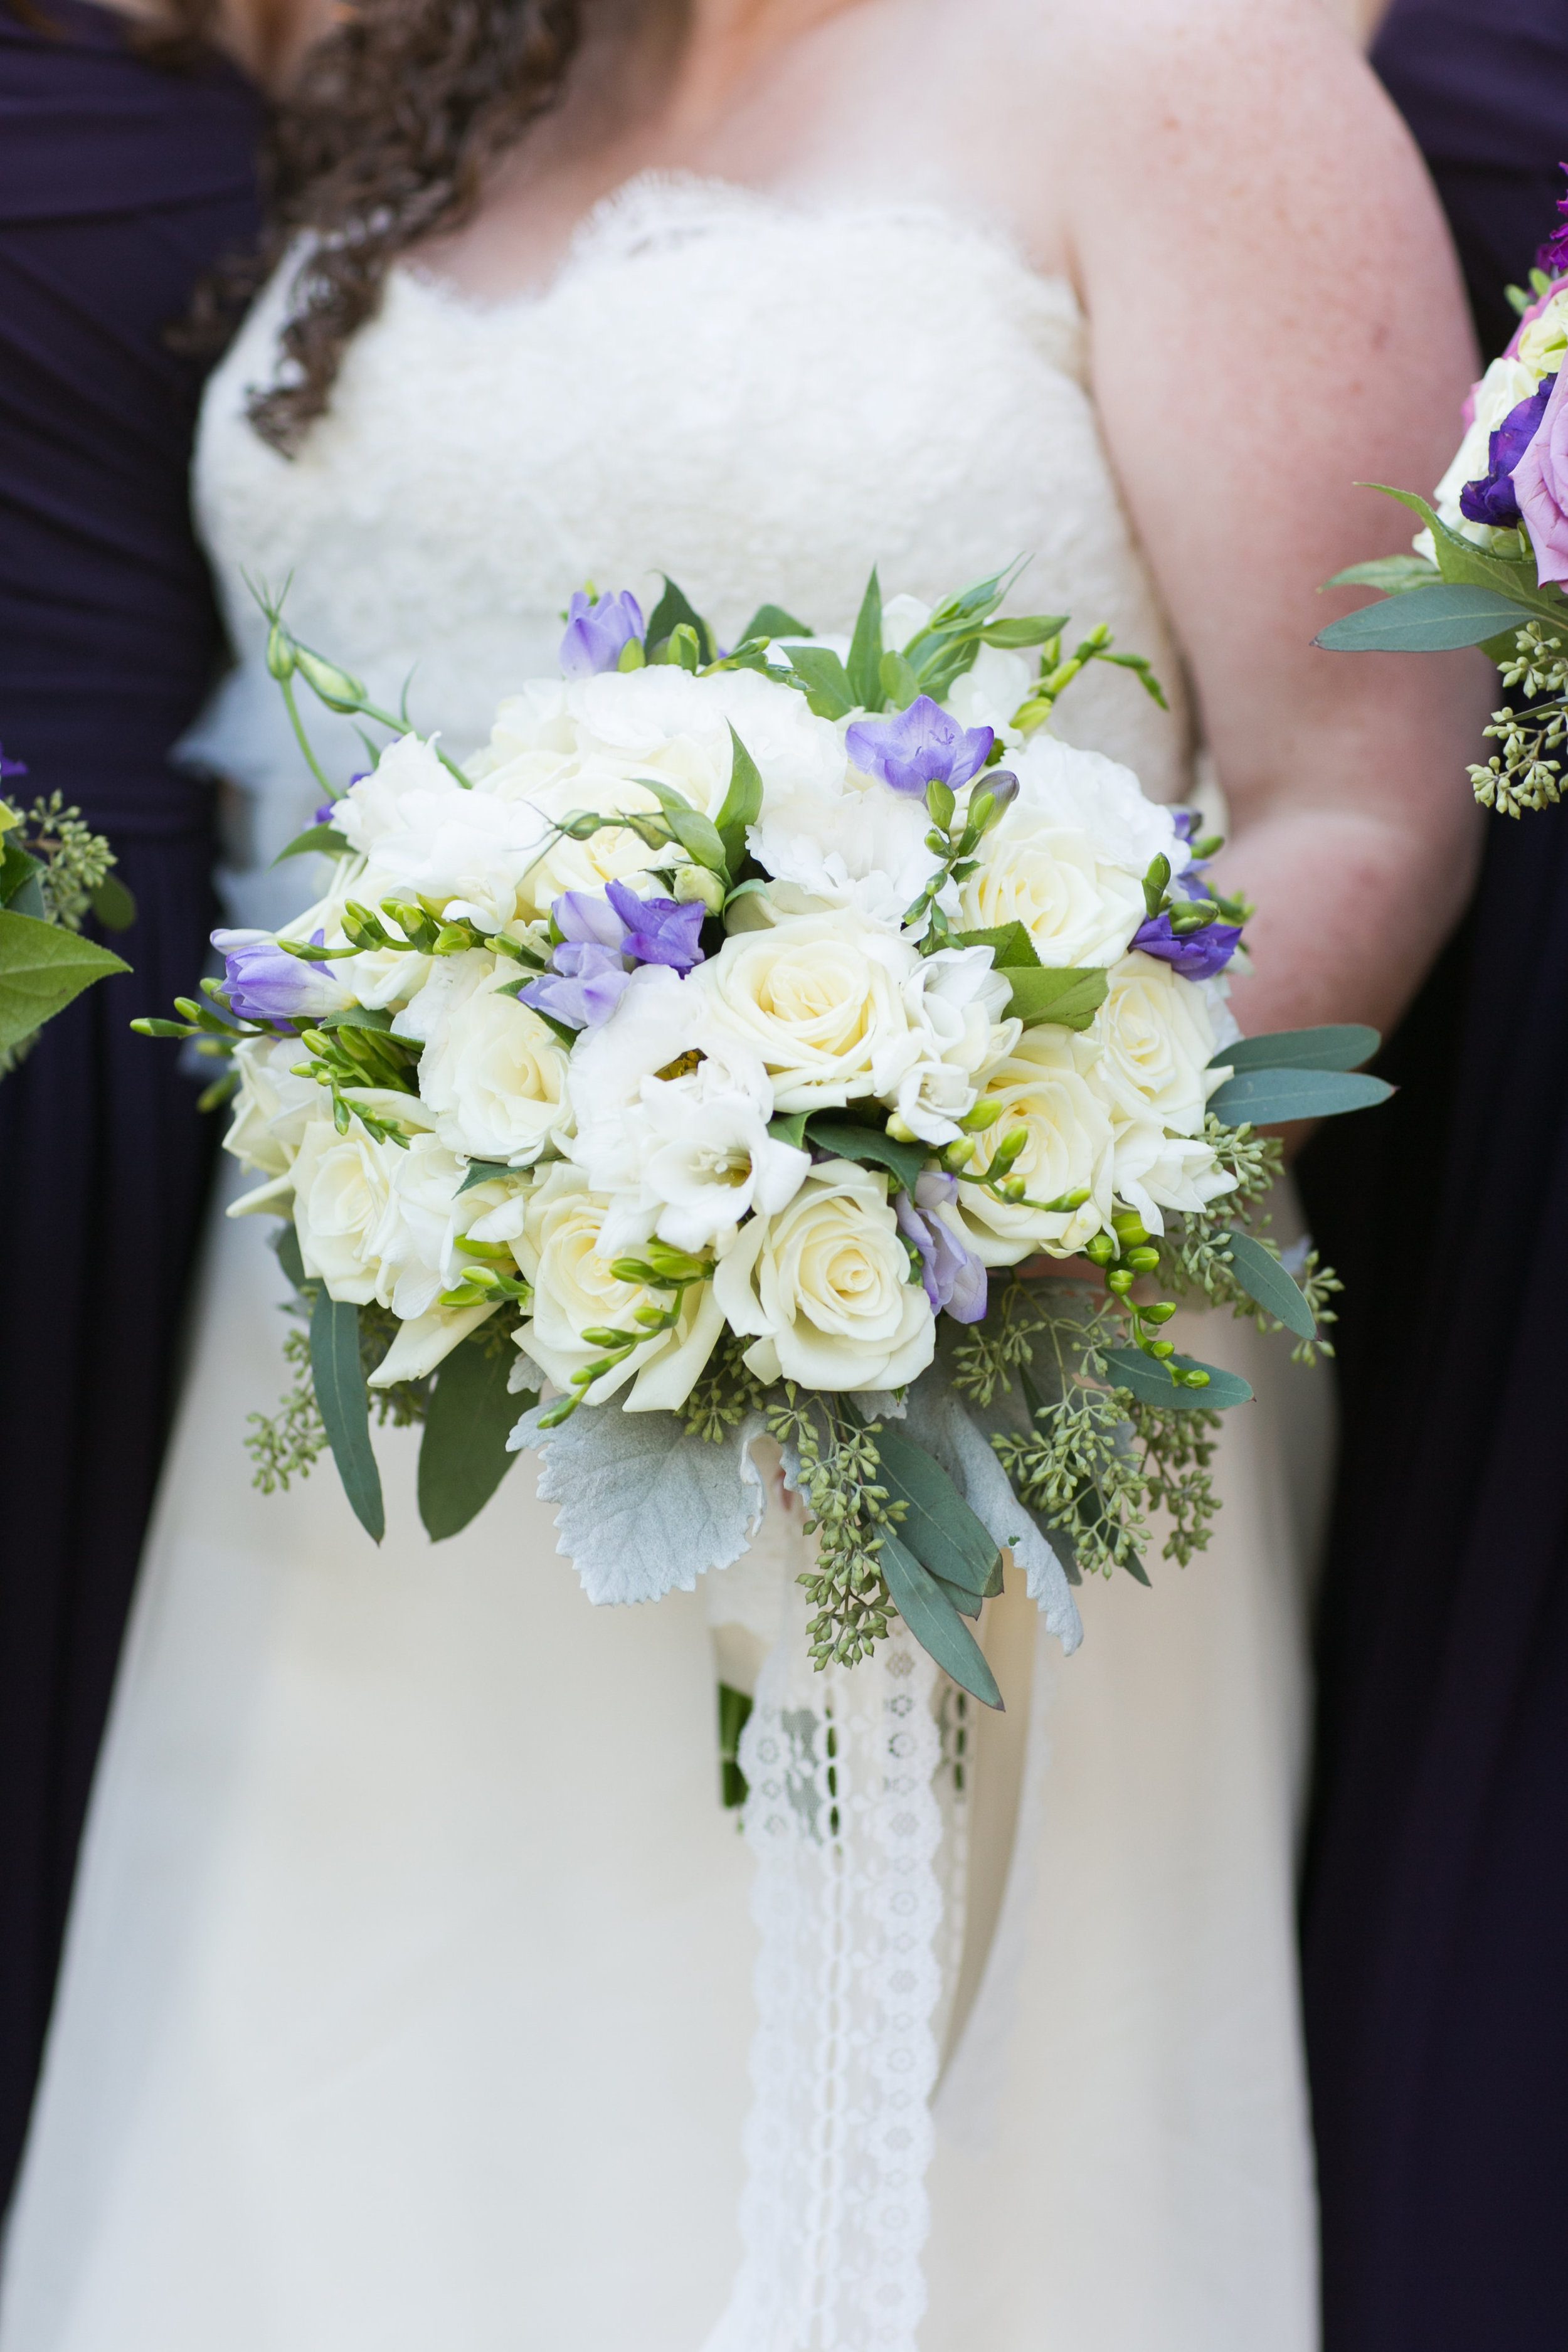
[695,911,919,1112]
[1086,952,1223,1136]
[515,1162,724,1411]
[748,766,940,930]
[1111,1123,1237,1236]
[393,951,571,1166]
[290,1112,469,1319]
[224,1034,319,1180]
[950,1031,1115,1264]
[713,1158,935,1391]
[882,946,1021,1145]
[334,733,546,932]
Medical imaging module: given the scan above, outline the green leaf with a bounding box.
[879,649,921,709]
[787,645,857,719]
[458,1158,514,1193]
[846,567,884,710]
[88,872,138,931]
[1214,1023,1379,1074]
[718,1680,754,1809]
[633,778,729,873]
[975,613,1069,648]
[1101,1346,1254,1411]
[714,725,764,872]
[805,1116,926,1194]
[272,1217,308,1292]
[1369,485,1566,623]
[871,1427,1003,1596]
[645,576,715,664]
[275,822,351,863]
[309,1288,384,1542]
[738,603,812,647]
[1315,580,1540,652]
[879,1528,1004,1708]
[1002,963,1108,1030]
[418,1337,526,1540]
[1325,554,1440,595]
[316,1004,393,1033]
[1222,1229,1316,1340]
[0,909,129,1054]
[0,842,43,913]
[766,1111,808,1150]
[1207,1066,1393,1125]
[954,921,1041,970]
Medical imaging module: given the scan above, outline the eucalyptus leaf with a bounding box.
[871,1426,1002,1596]
[805,1116,926,1194]
[975,613,1069,648]
[274,822,351,864]
[0,909,128,1054]
[1207,1066,1393,1126]
[1214,1023,1379,1074]
[309,1288,384,1542]
[787,645,857,719]
[1002,963,1108,1030]
[714,726,764,872]
[1222,1228,1316,1340]
[880,1528,1003,1709]
[1370,485,1565,623]
[954,922,1041,970]
[1100,1346,1254,1412]
[738,603,812,647]
[418,1338,526,1539]
[272,1217,308,1293]
[847,567,884,711]
[87,872,137,931]
[1315,581,1538,652]
[1325,554,1440,595]
[645,576,714,664]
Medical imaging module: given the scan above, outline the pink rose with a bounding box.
[1513,367,1568,586]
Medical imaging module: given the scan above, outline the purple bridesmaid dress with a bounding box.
[1302,4,1568,2344]
[0,0,258,2211]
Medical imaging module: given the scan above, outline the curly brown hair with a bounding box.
[214,0,586,454]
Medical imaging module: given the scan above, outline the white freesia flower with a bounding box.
[714,1158,935,1391]
[1086,951,1224,1136]
[514,1162,724,1410]
[696,911,919,1112]
[334,733,547,931]
[1111,1123,1236,1236]
[881,946,1021,1145]
[951,1031,1115,1263]
[393,950,571,1165]
[223,1034,319,1180]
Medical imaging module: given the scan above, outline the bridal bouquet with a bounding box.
[1,744,135,1075]
[142,568,1380,1705]
[1318,225,1568,815]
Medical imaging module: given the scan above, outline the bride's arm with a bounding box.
[1055,0,1488,1038]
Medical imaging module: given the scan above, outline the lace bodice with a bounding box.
[191,173,1190,901]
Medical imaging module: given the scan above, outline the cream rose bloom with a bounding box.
[695,911,919,1112]
[952,1031,1115,1264]
[713,1158,935,1391]
[393,950,571,1165]
[881,946,1021,1145]
[331,732,548,933]
[224,1034,319,1181]
[290,1109,472,1319]
[1085,951,1224,1136]
[514,1162,724,1411]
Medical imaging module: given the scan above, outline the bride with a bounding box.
[0,1,1480,2346]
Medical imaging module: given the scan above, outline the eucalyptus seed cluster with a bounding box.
[765,1390,902,1669]
[1465,623,1568,817]
[11,793,119,927]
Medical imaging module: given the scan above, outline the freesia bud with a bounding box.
[293,647,366,712]
[265,623,296,681]
[672,864,725,913]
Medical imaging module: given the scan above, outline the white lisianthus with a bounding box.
[943,641,1034,739]
[748,766,940,930]
[566,968,810,1254]
[881,946,1021,1145]
[695,911,919,1112]
[290,1110,474,1320]
[1085,951,1224,1136]
[713,1158,935,1391]
[393,951,571,1165]
[1111,1123,1236,1236]
[333,733,548,932]
[224,1034,319,1180]
[514,1162,724,1410]
[951,1032,1115,1263]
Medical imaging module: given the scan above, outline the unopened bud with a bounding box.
[925,778,956,830]
[1126,1245,1160,1273]
[1084,1233,1116,1266]
[942,1136,976,1170]
[293,646,366,712]
[1142,1299,1177,1325]
[886,1113,918,1143]
[1112,1209,1149,1246]
[1147,1338,1175,1360]
[673,864,725,913]
[1106,1265,1135,1295]
[961,1099,1004,1133]
[970,769,1019,829]
[580,1326,635,1349]
[1180,1367,1210,1389]
[265,622,296,681]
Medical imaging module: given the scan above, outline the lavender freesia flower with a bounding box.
[519,879,707,1029]
[214,928,352,1024]
[1131,908,1242,980]
[1459,374,1557,529]
[603,879,706,970]
[558,590,646,680]
[896,1170,988,1323]
[517,942,633,1030]
[845,696,995,797]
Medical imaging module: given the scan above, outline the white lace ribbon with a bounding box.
[704,1582,943,2352]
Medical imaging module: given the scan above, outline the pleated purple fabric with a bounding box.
[0,0,258,2212]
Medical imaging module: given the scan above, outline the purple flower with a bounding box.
[1513,368,1568,586]
[214,928,351,1024]
[553,889,631,952]
[1131,909,1242,980]
[0,743,26,785]
[1460,375,1557,529]
[313,801,337,825]
[845,697,995,797]
[603,879,706,970]
[896,1171,988,1323]
[559,590,646,680]
[517,942,632,1029]
[1172,807,1200,845]
[1536,167,1568,276]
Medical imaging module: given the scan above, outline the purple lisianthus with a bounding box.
[559,590,646,680]
[214,928,352,1024]
[1131,908,1242,980]
[845,696,995,797]
[1460,374,1557,529]
[1512,368,1568,586]
[896,1171,988,1323]
[517,941,633,1029]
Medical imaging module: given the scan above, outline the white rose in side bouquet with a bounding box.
[139,563,1389,1710]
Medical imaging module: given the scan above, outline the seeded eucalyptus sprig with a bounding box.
[765,1387,901,1669]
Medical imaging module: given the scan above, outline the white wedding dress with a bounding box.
[0,177,1330,2351]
